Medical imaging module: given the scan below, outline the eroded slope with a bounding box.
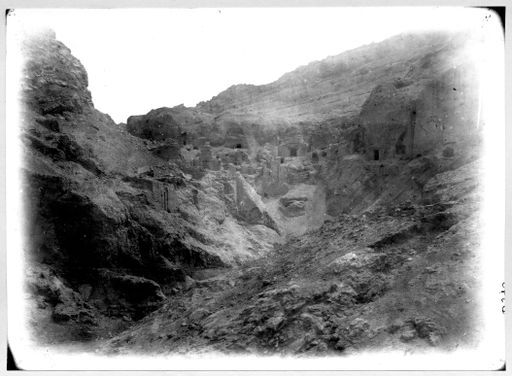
[105,159,482,354]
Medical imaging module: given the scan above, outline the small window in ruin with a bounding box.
[290,147,298,157]
[373,149,380,161]
[235,143,242,149]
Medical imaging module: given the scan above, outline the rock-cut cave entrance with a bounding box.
[395,131,407,155]
[373,149,380,161]
[235,143,242,149]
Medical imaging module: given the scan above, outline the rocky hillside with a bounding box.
[20,30,281,343]
[105,159,482,355]
[199,32,475,124]
[127,31,480,150]
[17,27,483,357]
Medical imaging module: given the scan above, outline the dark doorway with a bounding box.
[396,143,406,155]
[352,129,365,153]
[289,147,298,157]
[312,152,319,162]
[395,131,407,155]
[373,149,380,160]
[235,143,242,149]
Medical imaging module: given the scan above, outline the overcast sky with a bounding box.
[9,8,493,123]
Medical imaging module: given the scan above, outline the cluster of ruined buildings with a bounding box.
[140,119,421,185]
[180,130,408,172]
[135,112,429,212]
[140,104,424,183]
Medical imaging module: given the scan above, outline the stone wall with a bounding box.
[152,181,179,212]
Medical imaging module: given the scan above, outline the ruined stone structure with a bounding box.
[152,181,179,212]
[361,102,421,161]
[216,148,249,167]
[199,142,213,169]
[278,141,307,158]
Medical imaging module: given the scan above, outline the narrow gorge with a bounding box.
[18,27,485,356]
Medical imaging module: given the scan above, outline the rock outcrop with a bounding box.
[22,29,93,116]
[127,108,182,141]
[19,30,282,343]
[234,173,280,234]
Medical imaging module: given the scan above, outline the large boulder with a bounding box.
[127,108,182,141]
[277,183,319,219]
[279,196,307,217]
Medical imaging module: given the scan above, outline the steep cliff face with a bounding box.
[20,30,280,343]
[194,31,478,129]
[125,30,481,216]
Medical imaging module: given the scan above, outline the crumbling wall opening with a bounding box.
[395,131,407,155]
[289,147,298,157]
[373,149,380,161]
[352,128,365,154]
[235,143,242,149]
